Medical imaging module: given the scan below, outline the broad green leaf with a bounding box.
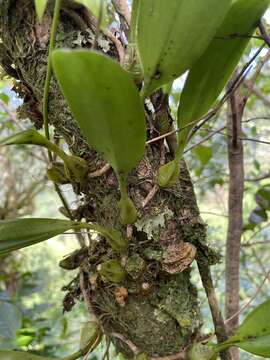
[0,302,22,340]
[52,49,145,176]
[0,218,78,256]
[0,130,88,184]
[177,0,270,154]
[52,49,146,223]
[214,299,270,357]
[136,0,231,96]
[158,0,270,188]
[34,0,48,21]
[0,351,56,360]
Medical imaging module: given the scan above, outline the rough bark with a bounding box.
[0,1,219,357]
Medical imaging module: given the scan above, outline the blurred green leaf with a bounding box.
[0,351,56,359]
[194,146,213,166]
[136,0,231,96]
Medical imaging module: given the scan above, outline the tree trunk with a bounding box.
[225,80,245,360]
[0,1,221,357]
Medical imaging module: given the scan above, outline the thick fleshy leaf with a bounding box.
[136,0,231,96]
[52,49,146,223]
[177,0,270,153]
[0,218,77,256]
[52,49,146,176]
[34,0,48,20]
[0,351,56,360]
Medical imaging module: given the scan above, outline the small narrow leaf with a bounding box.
[177,0,270,154]
[0,130,88,184]
[0,218,77,256]
[52,49,146,223]
[34,0,48,20]
[136,0,231,96]
[0,351,56,360]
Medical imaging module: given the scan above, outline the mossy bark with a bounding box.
[0,1,216,357]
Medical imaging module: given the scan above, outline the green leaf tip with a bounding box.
[157,160,180,188]
[34,0,48,21]
[187,343,217,360]
[118,197,138,225]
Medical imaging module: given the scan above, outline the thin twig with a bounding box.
[141,184,159,209]
[197,258,232,360]
[258,21,270,48]
[79,270,98,322]
[225,269,270,325]
[110,332,140,355]
[88,163,111,178]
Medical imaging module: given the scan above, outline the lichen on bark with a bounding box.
[0,1,217,357]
